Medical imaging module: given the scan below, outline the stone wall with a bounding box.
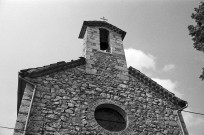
[23,63,184,135]
[84,26,129,81]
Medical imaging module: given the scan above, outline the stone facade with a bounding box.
[14,21,188,135]
[15,64,183,135]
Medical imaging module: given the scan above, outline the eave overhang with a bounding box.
[78,21,126,40]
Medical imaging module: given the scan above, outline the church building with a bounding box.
[14,20,189,135]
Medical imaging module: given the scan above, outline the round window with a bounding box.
[94,104,127,132]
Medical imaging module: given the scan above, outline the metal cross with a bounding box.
[100,17,108,22]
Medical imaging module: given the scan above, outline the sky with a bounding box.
[0,0,204,135]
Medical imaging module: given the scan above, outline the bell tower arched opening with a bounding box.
[99,28,110,52]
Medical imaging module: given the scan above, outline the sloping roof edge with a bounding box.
[78,21,126,40]
[19,57,86,78]
[128,66,187,108]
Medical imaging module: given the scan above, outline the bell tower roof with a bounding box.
[78,21,126,40]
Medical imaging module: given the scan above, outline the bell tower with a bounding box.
[79,21,129,81]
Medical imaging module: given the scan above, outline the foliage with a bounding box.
[188,2,204,80]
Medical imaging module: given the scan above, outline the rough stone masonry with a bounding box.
[14,21,188,135]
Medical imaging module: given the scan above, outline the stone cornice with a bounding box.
[78,21,126,40]
[128,66,187,108]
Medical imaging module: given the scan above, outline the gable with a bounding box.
[23,63,186,134]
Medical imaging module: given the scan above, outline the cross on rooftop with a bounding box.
[100,17,108,22]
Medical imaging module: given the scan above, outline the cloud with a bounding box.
[162,64,175,72]
[152,78,183,98]
[125,48,182,97]
[125,48,177,73]
[125,48,156,71]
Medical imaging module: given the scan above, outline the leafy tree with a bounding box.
[188,2,204,80]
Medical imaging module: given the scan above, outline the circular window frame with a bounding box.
[85,99,135,134]
[94,103,127,132]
